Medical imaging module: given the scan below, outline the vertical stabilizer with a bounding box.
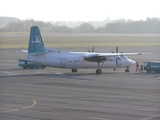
[28,26,46,53]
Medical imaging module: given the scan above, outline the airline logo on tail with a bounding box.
[32,36,41,47]
[28,26,46,53]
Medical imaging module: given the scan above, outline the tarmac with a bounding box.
[0,47,160,120]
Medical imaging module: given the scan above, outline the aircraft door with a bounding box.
[61,58,66,67]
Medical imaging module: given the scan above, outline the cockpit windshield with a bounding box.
[120,55,127,59]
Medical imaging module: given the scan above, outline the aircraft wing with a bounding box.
[119,53,143,55]
[84,52,142,62]
[96,52,143,56]
[84,53,106,62]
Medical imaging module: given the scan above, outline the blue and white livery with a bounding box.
[22,26,142,74]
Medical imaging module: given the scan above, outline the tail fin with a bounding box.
[28,26,46,53]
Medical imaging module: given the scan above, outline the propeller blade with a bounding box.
[111,47,118,53]
[116,47,118,53]
[116,56,121,66]
[88,47,94,52]
[116,58,118,66]
[92,47,94,52]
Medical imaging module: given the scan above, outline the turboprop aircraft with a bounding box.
[22,26,142,74]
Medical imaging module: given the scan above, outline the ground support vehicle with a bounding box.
[144,61,160,73]
[18,58,46,69]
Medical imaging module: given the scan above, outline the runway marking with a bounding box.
[1,109,20,113]
[21,100,36,110]
[140,113,160,120]
[0,100,36,113]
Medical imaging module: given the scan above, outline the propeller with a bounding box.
[88,47,94,52]
[111,47,123,66]
[116,56,121,66]
[116,46,118,53]
[111,47,124,55]
[111,46,119,53]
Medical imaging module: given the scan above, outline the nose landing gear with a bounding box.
[125,67,130,72]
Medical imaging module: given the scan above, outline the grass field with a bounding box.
[0,32,160,48]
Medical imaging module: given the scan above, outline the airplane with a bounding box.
[22,26,142,74]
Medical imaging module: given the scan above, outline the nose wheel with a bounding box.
[125,67,130,72]
[96,69,102,74]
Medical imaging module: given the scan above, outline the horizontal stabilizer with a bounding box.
[21,50,28,53]
[21,50,47,56]
[28,52,47,56]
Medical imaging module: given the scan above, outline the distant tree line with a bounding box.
[0,18,160,34]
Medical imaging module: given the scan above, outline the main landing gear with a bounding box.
[96,69,102,74]
[71,69,77,73]
[96,61,105,74]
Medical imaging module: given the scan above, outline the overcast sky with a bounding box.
[1,0,160,22]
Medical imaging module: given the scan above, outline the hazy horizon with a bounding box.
[1,16,160,23]
[1,0,160,22]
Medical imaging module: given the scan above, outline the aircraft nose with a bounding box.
[131,59,136,65]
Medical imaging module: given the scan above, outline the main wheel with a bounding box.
[96,69,102,74]
[125,69,130,72]
[71,69,77,73]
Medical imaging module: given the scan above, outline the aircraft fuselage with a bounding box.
[27,50,134,69]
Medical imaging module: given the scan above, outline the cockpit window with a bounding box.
[120,55,127,59]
